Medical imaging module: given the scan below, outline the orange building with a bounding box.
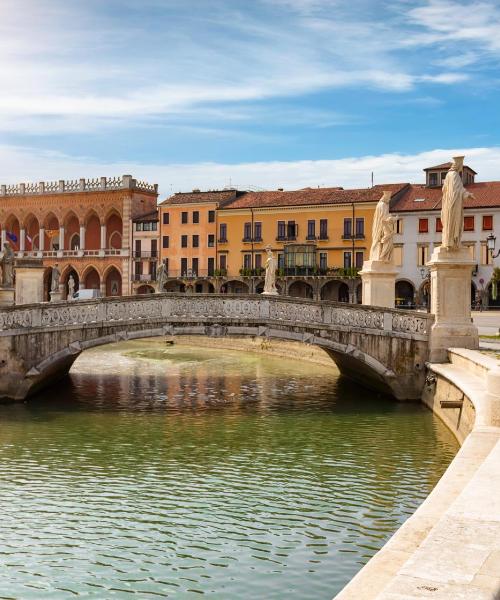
[158,184,407,301]
[0,175,158,298]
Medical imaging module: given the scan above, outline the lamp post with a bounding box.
[487,233,500,259]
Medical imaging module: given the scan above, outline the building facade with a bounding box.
[0,175,158,298]
[131,209,159,295]
[391,162,500,308]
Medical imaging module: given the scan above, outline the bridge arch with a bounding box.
[0,295,433,402]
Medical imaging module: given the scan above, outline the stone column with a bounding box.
[428,246,479,363]
[15,258,45,304]
[100,224,107,252]
[39,227,45,252]
[1,229,6,247]
[59,226,65,251]
[360,260,398,309]
[19,228,26,252]
[79,224,86,250]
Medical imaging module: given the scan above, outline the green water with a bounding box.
[0,340,459,599]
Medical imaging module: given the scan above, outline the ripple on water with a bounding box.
[0,340,459,599]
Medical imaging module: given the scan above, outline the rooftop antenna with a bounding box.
[371,172,374,188]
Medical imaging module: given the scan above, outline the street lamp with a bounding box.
[487,233,500,259]
[420,267,429,280]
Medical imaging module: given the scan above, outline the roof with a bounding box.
[220,183,408,210]
[159,190,237,206]
[391,181,500,212]
[424,162,477,174]
[133,210,158,222]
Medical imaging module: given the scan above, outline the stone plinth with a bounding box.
[0,286,15,307]
[50,287,63,302]
[262,290,279,296]
[15,258,46,305]
[428,246,478,362]
[360,260,398,309]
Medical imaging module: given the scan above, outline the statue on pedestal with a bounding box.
[68,275,75,300]
[441,156,474,250]
[369,191,396,262]
[156,260,167,293]
[262,246,278,295]
[0,242,15,287]
[51,264,61,292]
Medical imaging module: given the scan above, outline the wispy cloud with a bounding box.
[1,143,499,194]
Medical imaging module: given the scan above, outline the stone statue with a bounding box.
[0,242,15,287]
[441,156,474,250]
[262,246,278,295]
[156,260,167,292]
[67,275,75,300]
[51,263,61,292]
[369,191,395,262]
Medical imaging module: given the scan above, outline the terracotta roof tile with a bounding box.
[159,190,237,206]
[221,184,408,209]
[391,181,500,212]
[423,162,477,174]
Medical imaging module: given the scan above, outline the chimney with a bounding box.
[277,188,284,191]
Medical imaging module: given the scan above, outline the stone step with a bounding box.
[447,347,499,380]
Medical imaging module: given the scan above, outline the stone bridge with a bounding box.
[0,294,434,401]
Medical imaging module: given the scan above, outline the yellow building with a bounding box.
[158,184,408,301]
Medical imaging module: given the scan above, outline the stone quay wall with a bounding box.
[335,348,500,599]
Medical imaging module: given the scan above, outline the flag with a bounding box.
[6,231,17,243]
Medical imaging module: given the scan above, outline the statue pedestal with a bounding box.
[428,246,478,362]
[50,289,63,302]
[0,286,15,307]
[15,258,46,305]
[360,260,398,308]
[262,290,279,296]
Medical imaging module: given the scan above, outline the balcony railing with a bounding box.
[218,238,228,243]
[342,233,365,240]
[133,251,158,259]
[132,274,157,282]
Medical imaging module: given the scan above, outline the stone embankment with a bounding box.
[335,348,500,599]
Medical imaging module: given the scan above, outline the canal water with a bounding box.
[0,339,459,599]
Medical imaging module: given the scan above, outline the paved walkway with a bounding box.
[472,311,500,336]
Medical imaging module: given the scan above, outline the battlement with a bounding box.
[0,175,158,197]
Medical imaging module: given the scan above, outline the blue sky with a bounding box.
[1,0,500,193]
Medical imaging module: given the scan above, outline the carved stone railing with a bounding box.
[0,175,158,197]
[0,294,434,340]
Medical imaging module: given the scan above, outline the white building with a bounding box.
[391,162,500,309]
[131,210,159,294]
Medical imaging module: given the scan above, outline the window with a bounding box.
[393,246,403,267]
[277,221,286,240]
[343,251,352,269]
[192,258,198,274]
[193,211,199,224]
[208,210,215,223]
[307,220,316,239]
[135,261,142,275]
[151,261,157,280]
[181,257,188,275]
[481,243,492,265]
[162,235,169,249]
[151,240,157,257]
[163,212,169,225]
[343,218,352,238]
[319,219,328,239]
[418,218,429,233]
[152,222,158,231]
[463,216,474,231]
[219,223,227,242]
[417,245,429,266]
[243,222,252,241]
[254,222,262,241]
[396,218,403,234]
[441,172,447,184]
[355,251,364,269]
[181,235,188,248]
[135,240,141,256]
[192,235,199,248]
[255,253,262,269]
[483,215,493,231]
[135,222,143,231]
[219,254,227,270]
[208,234,215,247]
[429,172,438,186]
[243,254,251,269]
[181,212,188,224]
[208,257,215,276]
[287,221,297,239]
[436,217,443,232]
[278,253,284,269]
[319,252,327,270]
[355,218,364,237]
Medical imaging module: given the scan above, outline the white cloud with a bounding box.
[1,144,499,196]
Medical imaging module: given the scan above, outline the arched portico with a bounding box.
[288,280,313,299]
[395,280,415,308]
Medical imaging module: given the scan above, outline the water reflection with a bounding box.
[0,339,458,599]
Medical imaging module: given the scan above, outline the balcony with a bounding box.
[133,251,159,259]
[132,273,157,282]
[242,237,252,243]
[318,235,329,241]
[306,235,317,241]
[14,248,129,259]
[218,238,228,244]
[342,232,365,240]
